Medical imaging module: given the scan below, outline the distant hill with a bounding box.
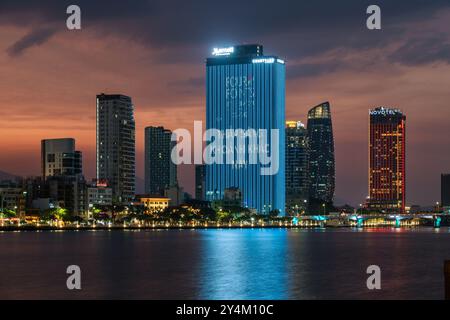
[0,170,20,182]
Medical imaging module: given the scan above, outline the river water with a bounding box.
[0,228,449,299]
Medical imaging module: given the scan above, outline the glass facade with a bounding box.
[307,102,335,203]
[205,45,286,215]
[144,126,177,196]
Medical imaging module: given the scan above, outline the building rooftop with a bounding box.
[211,44,263,58]
[308,102,331,119]
[370,107,404,116]
[206,44,284,66]
[96,93,132,101]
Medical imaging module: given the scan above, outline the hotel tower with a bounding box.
[205,44,286,215]
[368,107,406,213]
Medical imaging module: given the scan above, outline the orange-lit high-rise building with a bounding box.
[367,107,406,213]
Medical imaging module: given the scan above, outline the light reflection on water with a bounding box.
[0,228,449,299]
[199,229,289,299]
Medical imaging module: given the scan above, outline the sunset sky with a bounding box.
[0,0,449,206]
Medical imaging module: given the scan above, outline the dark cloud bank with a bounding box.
[1,0,449,67]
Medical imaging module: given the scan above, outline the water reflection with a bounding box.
[198,229,288,299]
[0,228,449,299]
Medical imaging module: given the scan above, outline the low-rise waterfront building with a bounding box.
[87,180,113,207]
[137,195,170,213]
[0,181,26,216]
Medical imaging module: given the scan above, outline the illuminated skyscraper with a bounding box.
[205,44,286,215]
[96,94,135,204]
[285,121,309,214]
[368,107,406,213]
[144,126,177,196]
[307,102,335,203]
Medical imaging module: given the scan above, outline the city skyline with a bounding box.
[1,1,450,206]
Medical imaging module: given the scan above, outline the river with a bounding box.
[0,228,448,299]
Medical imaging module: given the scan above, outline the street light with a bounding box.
[436,201,441,213]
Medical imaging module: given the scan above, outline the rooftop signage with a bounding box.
[252,58,274,64]
[370,107,402,116]
[212,47,234,56]
[251,57,284,64]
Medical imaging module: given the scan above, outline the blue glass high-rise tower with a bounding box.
[205,44,286,215]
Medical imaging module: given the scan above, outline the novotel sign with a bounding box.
[370,108,402,116]
[212,47,234,56]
